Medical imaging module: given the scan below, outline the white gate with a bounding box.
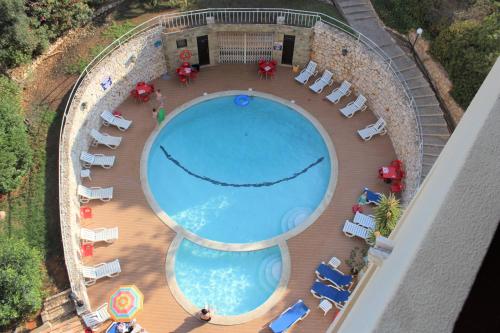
[218,32,273,64]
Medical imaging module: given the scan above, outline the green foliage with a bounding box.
[102,21,137,40]
[0,0,45,69]
[27,0,93,41]
[367,194,401,244]
[431,12,500,107]
[0,237,44,327]
[0,0,94,69]
[345,246,368,275]
[0,76,32,194]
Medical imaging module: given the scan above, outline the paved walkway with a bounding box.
[83,64,396,333]
[334,0,451,180]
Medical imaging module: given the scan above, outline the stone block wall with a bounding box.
[59,26,166,309]
[311,22,421,202]
[162,24,313,72]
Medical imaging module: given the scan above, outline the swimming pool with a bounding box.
[173,239,284,317]
[145,92,334,247]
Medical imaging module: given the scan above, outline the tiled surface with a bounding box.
[82,64,396,333]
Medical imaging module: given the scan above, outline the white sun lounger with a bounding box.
[81,303,111,329]
[339,95,367,118]
[358,118,387,141]
[326,80,352,104]
[78,185,113,203]
[80,227,119,244]
[80,151,115,169]
[82,259,121,286]
[353,212,376,230]
[90,129,122,149]
[309,70,334,93]
[343,220,370,240]
[101,111,132,131]
[294,60,318,84]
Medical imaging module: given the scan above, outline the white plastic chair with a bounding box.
[80,227,118,244]
[339,95,367,118]
[328,256,342,269]
[294,60,318,84]
[82,259,121,286]
[326,80,352,104]
[80,151,115,169]
[318,299,333,316]
[357,118,387,141]
[90,129,122,149]
[101,111,132,131]
[78,185,113,203]
[81,303,110,329]
[353,212,376,230]
[343,220,370,240]
[309,70,334,93]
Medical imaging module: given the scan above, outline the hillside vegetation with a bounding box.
[372,0,499,108]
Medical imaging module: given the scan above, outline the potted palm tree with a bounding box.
[367,193,401,245]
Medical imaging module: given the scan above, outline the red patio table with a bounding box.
[379,166,400,180]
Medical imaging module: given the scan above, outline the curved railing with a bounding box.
[58,8,423,306]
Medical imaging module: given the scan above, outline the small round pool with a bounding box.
[145,92,334,247]
[173,239,284,317]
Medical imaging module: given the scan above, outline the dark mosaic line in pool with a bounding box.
[159,146,324,188]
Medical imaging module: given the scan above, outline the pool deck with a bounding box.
[81,64,396,333]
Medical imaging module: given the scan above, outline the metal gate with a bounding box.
[218,32,273,64]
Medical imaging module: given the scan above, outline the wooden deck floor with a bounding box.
[82,64,396,333]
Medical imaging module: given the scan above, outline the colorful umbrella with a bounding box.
[108,285,144,322]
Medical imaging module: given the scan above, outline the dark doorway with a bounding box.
[196,35,210,66]
[281,35,295,65]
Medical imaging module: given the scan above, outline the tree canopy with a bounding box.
[0,237,44,327]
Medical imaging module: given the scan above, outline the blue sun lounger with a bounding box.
[311,280,351,309]
[269,299,310,333]
[363,187,382,205]
[316,262,353,290]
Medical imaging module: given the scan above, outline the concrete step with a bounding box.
[421,164,433,178]
[423,135,449,147]
[406,77,428,89]
[349,13,378,21]
[344,7,372,15]
[419,115,448,125]
[341,2,369,9]
[423,144,445,156]
[421,125,450,136]
[411,86,435,97]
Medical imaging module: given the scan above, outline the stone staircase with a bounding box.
[334,0,451,181]
[31,289,84,333]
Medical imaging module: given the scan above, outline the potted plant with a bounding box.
[346,246,368,276]
[367,193,401,245]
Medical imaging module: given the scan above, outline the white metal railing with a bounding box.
[58,8,423,307]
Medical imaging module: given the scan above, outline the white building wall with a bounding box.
[338,58,500,333]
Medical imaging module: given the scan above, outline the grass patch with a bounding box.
[102,20,137,39]
[0,106,60,257]
[64,44,107,75]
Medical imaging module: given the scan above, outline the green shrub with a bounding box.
[0,0,46,69]
[368,193,401,244]
[0,76,32,194]
[431,13,500,107]
[27,0,93,41]
[0,237,44,327]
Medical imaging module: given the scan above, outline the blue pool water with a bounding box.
[147,95,331,244]
[175,240,282,315]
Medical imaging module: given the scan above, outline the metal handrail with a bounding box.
[58,8,423,304]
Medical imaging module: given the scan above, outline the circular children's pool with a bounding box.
[145,93,333,246]
[173,239,283,316]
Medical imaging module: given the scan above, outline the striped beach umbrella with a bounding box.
[108,285,144,322]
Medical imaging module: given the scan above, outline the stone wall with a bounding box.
[311,22,421,202]
[162,24,313,72]
[59,25,167,310]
